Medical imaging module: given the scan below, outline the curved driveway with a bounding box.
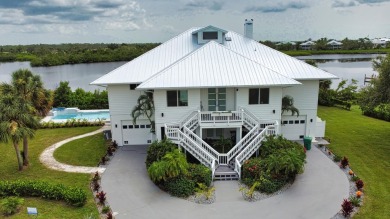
[101,145,349,219]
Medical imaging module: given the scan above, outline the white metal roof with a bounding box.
[327,40,343,45]
[137,41,301,89]
[91,28,201,85]
[192,25,227,34]
[91,26,337,86]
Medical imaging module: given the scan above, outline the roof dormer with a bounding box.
[192,25,227,45]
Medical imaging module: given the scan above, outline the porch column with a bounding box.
[236,127,242,144]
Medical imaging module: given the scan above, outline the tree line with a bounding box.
[0,43,159,67]
[261,37,389,51]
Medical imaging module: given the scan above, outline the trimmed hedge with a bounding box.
[40,119,104,129]
[164,176,195,198]
[0,180,87,207]
[188,164,212,187]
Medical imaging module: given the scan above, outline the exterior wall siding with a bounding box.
[236,87,283,122]
[282,80,320,138]
[107,85,144,146]
[154,89,201,140]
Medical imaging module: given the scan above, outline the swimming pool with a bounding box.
[44,108,110,122]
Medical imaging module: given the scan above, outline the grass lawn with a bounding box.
[318,106,390,219]
[54,133,107,167]
[0,127,102,218]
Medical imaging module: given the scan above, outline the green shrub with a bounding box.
[1,197,24,216]
[164,176,195,198]
[0,180,86,207]
[241,135,306,193]
[145,138,176,168]
[333,155,342,162]
[349,196,361,207]
[148,149,188,183]
[188,164,212,187]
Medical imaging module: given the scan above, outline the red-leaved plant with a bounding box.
[96,191,106,204]
[355,179,364,190]
[341,198,354,217]
[340,156,349,168]
[106,212,113,219]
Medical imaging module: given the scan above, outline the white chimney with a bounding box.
[244,19,253,39]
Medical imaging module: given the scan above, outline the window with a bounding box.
[295,120,299,124]
[203,32,218,40]
[129,125,133,129]
[146,124,151,129]
[167,90,188,107]
[300,120,305,124]
[283,121,288,125]
[249,88,270,104]
[135,125,139,128]
[124,141,128,144]
[123,125,127,129]
[140,125,145,128]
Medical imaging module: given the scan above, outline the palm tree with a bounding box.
[0,95,37,170]
[131,91,155,133]
[1,69,44,166]
[282,95,299,116]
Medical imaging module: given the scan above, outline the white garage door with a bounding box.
[121,120,152,145]
[281,116,306,140]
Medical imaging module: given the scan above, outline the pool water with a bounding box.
[52,112,110,120]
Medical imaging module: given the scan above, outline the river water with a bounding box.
[0,54,384,91]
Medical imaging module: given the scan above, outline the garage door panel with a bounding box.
[121,120,152,145]
[281,116,306,140]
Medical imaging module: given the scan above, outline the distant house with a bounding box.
[327,40,343,50]
[371,38,390,48]
[91,20,337,179]
[300,41,316,50]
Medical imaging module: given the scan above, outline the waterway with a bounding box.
[0,54,384,91]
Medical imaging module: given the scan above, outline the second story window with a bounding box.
[167,90,188,107]
[249,88,270,104]
[203,32,218,40]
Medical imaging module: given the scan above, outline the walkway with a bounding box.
[101,145,350,219]
[39,126,110,174]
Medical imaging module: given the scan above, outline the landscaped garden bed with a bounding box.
[239,135,306,201]
[146,139,215,204]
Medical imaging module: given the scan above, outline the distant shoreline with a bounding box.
[283,48,390,57]
[1,43,388,67]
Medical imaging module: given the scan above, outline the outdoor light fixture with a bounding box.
[272,110,276,114]
[115,124,117,128]
[161,113,164,117]
[310,119,313,122]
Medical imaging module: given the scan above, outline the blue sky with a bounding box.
[0,0,389,45]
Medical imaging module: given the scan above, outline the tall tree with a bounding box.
[53,81,72,107]
[1,69,43,166]
[131,91,155,133]
[0,95,37,170]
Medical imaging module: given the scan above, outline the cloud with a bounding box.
[184,0,224,11]
[356,0,390,3]
[0,0,150,32]
[331,0,390,8]
[245,1,309,13]
[332,0,358,7]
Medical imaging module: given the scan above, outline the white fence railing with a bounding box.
[199,111,242,125]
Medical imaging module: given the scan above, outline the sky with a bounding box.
[0,0,389,45]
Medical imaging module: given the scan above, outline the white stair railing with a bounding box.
[227,124,260,163]
[165,124,216,169]
[234,126,275,179]
[183,126,219,160]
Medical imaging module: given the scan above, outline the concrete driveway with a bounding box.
[101,145,349,219]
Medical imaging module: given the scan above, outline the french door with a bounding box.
[208,88,226,111]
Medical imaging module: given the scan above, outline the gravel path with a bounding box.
[39,126,110,174]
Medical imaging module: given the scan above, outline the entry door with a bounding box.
[208,88,226,111]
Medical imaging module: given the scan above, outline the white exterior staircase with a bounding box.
[165,107,278,180]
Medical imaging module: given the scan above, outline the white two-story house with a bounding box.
[91,20,337,179]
